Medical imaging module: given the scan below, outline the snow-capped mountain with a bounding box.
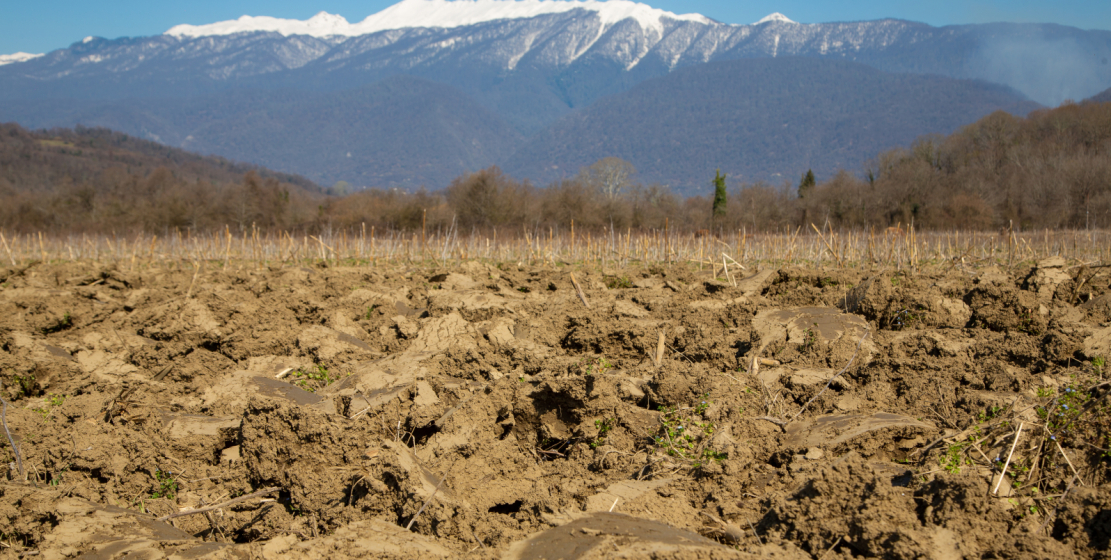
[165,0,712,38]
[0,52,43,66]
[3,0,1107,110]
[1,0,1108,190]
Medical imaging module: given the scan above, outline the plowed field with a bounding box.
[0,258,1108,559]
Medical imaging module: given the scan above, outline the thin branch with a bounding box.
[569,272,590,309]
[0,385,24,480]
[406,469,449,530]
[157,487,280,521]
[993,422,1024,495]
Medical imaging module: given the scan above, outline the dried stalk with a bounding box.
[569,272,590,309]
[406,471,448,530]
[157,486,280,521]
[993,421,1024,495]
[0,388,24,480]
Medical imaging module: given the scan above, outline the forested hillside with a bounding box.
[503,58,1039,195]
[786,101,1111,230]
[0,123,321,233]
[4,100,1109,234]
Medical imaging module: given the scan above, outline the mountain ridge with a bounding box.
[2,2,1107,191]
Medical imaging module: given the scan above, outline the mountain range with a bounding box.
[2,0,1109,192]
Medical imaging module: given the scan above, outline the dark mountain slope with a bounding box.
[1088,87,1111,103]
[0,122,317,193]
[3,75,523,189]
[503,57,1040,195]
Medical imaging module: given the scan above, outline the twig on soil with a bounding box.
[349,476,367,507]
[405,469,448,531]
[157,487,281,521]
[470,528,486,550]
[636,458,663,480]
[1054,438,1085,486]
[0,385,24,481]
[609,497,619,512]
[747,517,763,545]
[654,331,665,367]
[819,536,844,560]
[1037,478,1077,536]
[569,272,590,309]
[665,344,695,365]
[993,421,1024,495]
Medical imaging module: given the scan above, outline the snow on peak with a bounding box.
[754,12,795,25]
[0,52,43,66]
[165,0,712,39]
[83,36,96,43]
[166,11,356,38]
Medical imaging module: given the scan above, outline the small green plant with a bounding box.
[1093,356,1106,377]
[591,418,617,449]
[364,305,377,320]
[800,325,818,352]
[1037,384,1089,436]
[652,395,726,469]
[292,365,338,392]
[31,393,66,421]
[890,276,901,287]
[1018,309,1040,335]
[605,276,633,289]
[977,405,1004,424]
[578,357,613,377]
[11,374,37,398]
[1036,386,1055,398]
[151,470,178,499]
[49,464,71,486]
[941,440,974,473]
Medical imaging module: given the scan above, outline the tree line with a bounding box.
[2,100,1110,235]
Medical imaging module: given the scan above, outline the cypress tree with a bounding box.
[712,169,728,219]
[798,169,816,199]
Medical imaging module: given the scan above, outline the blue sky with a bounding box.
[3,0,1108,55]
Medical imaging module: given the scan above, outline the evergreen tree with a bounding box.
[798,169,816,199]
[712,169,728,219]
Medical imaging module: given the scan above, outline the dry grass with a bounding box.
[0,225,1108,271]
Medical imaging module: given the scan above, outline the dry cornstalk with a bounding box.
[993,421,1024,495]
[184,260,202,299]
[569,272,590,309]
[0,232,15,267]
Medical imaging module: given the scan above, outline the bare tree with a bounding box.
[581,157,636,201]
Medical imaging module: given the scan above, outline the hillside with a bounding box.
[0,123,318,192]
[0,123,322,232]
[3,76,523,189]
[1089,87,1111,103]
[502,57,1039,195]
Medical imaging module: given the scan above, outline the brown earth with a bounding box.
[0,257,1108,559]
